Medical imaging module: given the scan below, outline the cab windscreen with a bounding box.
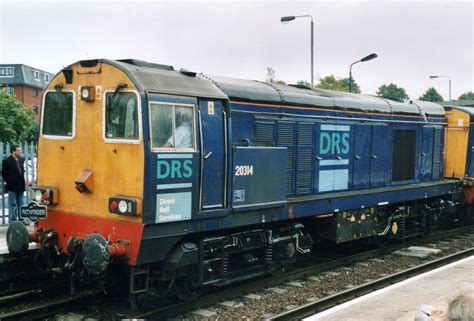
[105,92,138,140]
[42,92,73,137]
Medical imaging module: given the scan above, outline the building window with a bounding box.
[392,129,416,181]
[44,74,50,82]
[32,89,38,97]
[33,70,40,80]
[0,67,15,77]
[5,86,14,96]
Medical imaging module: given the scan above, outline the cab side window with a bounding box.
[105,92,139,140]
[149,103,194,150]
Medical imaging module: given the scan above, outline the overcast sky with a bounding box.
[0,0,472,100]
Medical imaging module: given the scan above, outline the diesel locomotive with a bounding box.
[6,59,474,300]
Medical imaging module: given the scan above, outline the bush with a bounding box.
[0,90,39,142]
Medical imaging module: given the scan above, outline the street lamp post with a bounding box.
[281,15,314,89]
[429,75,451,101]
[349,53,378,93]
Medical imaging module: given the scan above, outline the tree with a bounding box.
[419,87,443,102]
[265,67,275,83]
[459,91,474,100]
[265,67,286,85]
[376,83,409,102]
[315,75,361,94]
[0,90,39,142]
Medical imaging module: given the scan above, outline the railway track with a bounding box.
[0,288,103,320]
[0,251,102,320]
[268,248,474,320]
[1,225,472,320]
[128,225,474,320]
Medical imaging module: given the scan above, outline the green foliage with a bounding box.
[0,90,39,142]
[459,91,474,100]
[376,83,409,102]
[419,87,443,102]
[315,75,361,94]
[296,80,312,89]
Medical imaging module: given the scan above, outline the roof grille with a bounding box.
[117,59,174,71]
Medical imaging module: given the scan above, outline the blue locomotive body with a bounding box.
[134,63,463,267]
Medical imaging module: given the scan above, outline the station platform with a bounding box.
[0,223,36,254]
[305,256,474,321]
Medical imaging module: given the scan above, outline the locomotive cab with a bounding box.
[444,105,474,206]
[9,61,147,274]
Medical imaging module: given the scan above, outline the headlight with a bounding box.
[118,200,128,213]
[34,190,42,202]
[80,86,95,102]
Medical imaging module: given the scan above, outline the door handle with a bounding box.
[336,155,342,160]
[421,153,426,157]
[204,151,213,160]
[371,155,378,159]
[315,156,322,160]
[354,155,361,160]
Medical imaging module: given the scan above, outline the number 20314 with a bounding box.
[235,165,254,176]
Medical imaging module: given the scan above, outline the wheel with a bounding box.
[174,277,201,301]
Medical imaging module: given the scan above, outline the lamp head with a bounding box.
[361,53,378,62]
[281,16,296,22]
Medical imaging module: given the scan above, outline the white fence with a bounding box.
[0,142,37,224]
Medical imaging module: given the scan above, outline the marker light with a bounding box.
[110,201,118,211]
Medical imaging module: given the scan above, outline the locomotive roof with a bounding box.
[69,59,228,100]
[69,59,444,117]
[203,74,445,117]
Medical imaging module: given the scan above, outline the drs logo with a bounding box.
[319,125,350,155]
[157,159,192,179]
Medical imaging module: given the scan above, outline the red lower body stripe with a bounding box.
[36,211,144,265]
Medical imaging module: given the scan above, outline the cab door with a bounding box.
[199,100,226,209]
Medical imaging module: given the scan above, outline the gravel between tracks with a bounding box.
[179,233,474,320]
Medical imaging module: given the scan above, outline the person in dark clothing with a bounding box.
[1,145,26,223]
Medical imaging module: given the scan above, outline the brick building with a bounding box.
[0,64,54,120]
